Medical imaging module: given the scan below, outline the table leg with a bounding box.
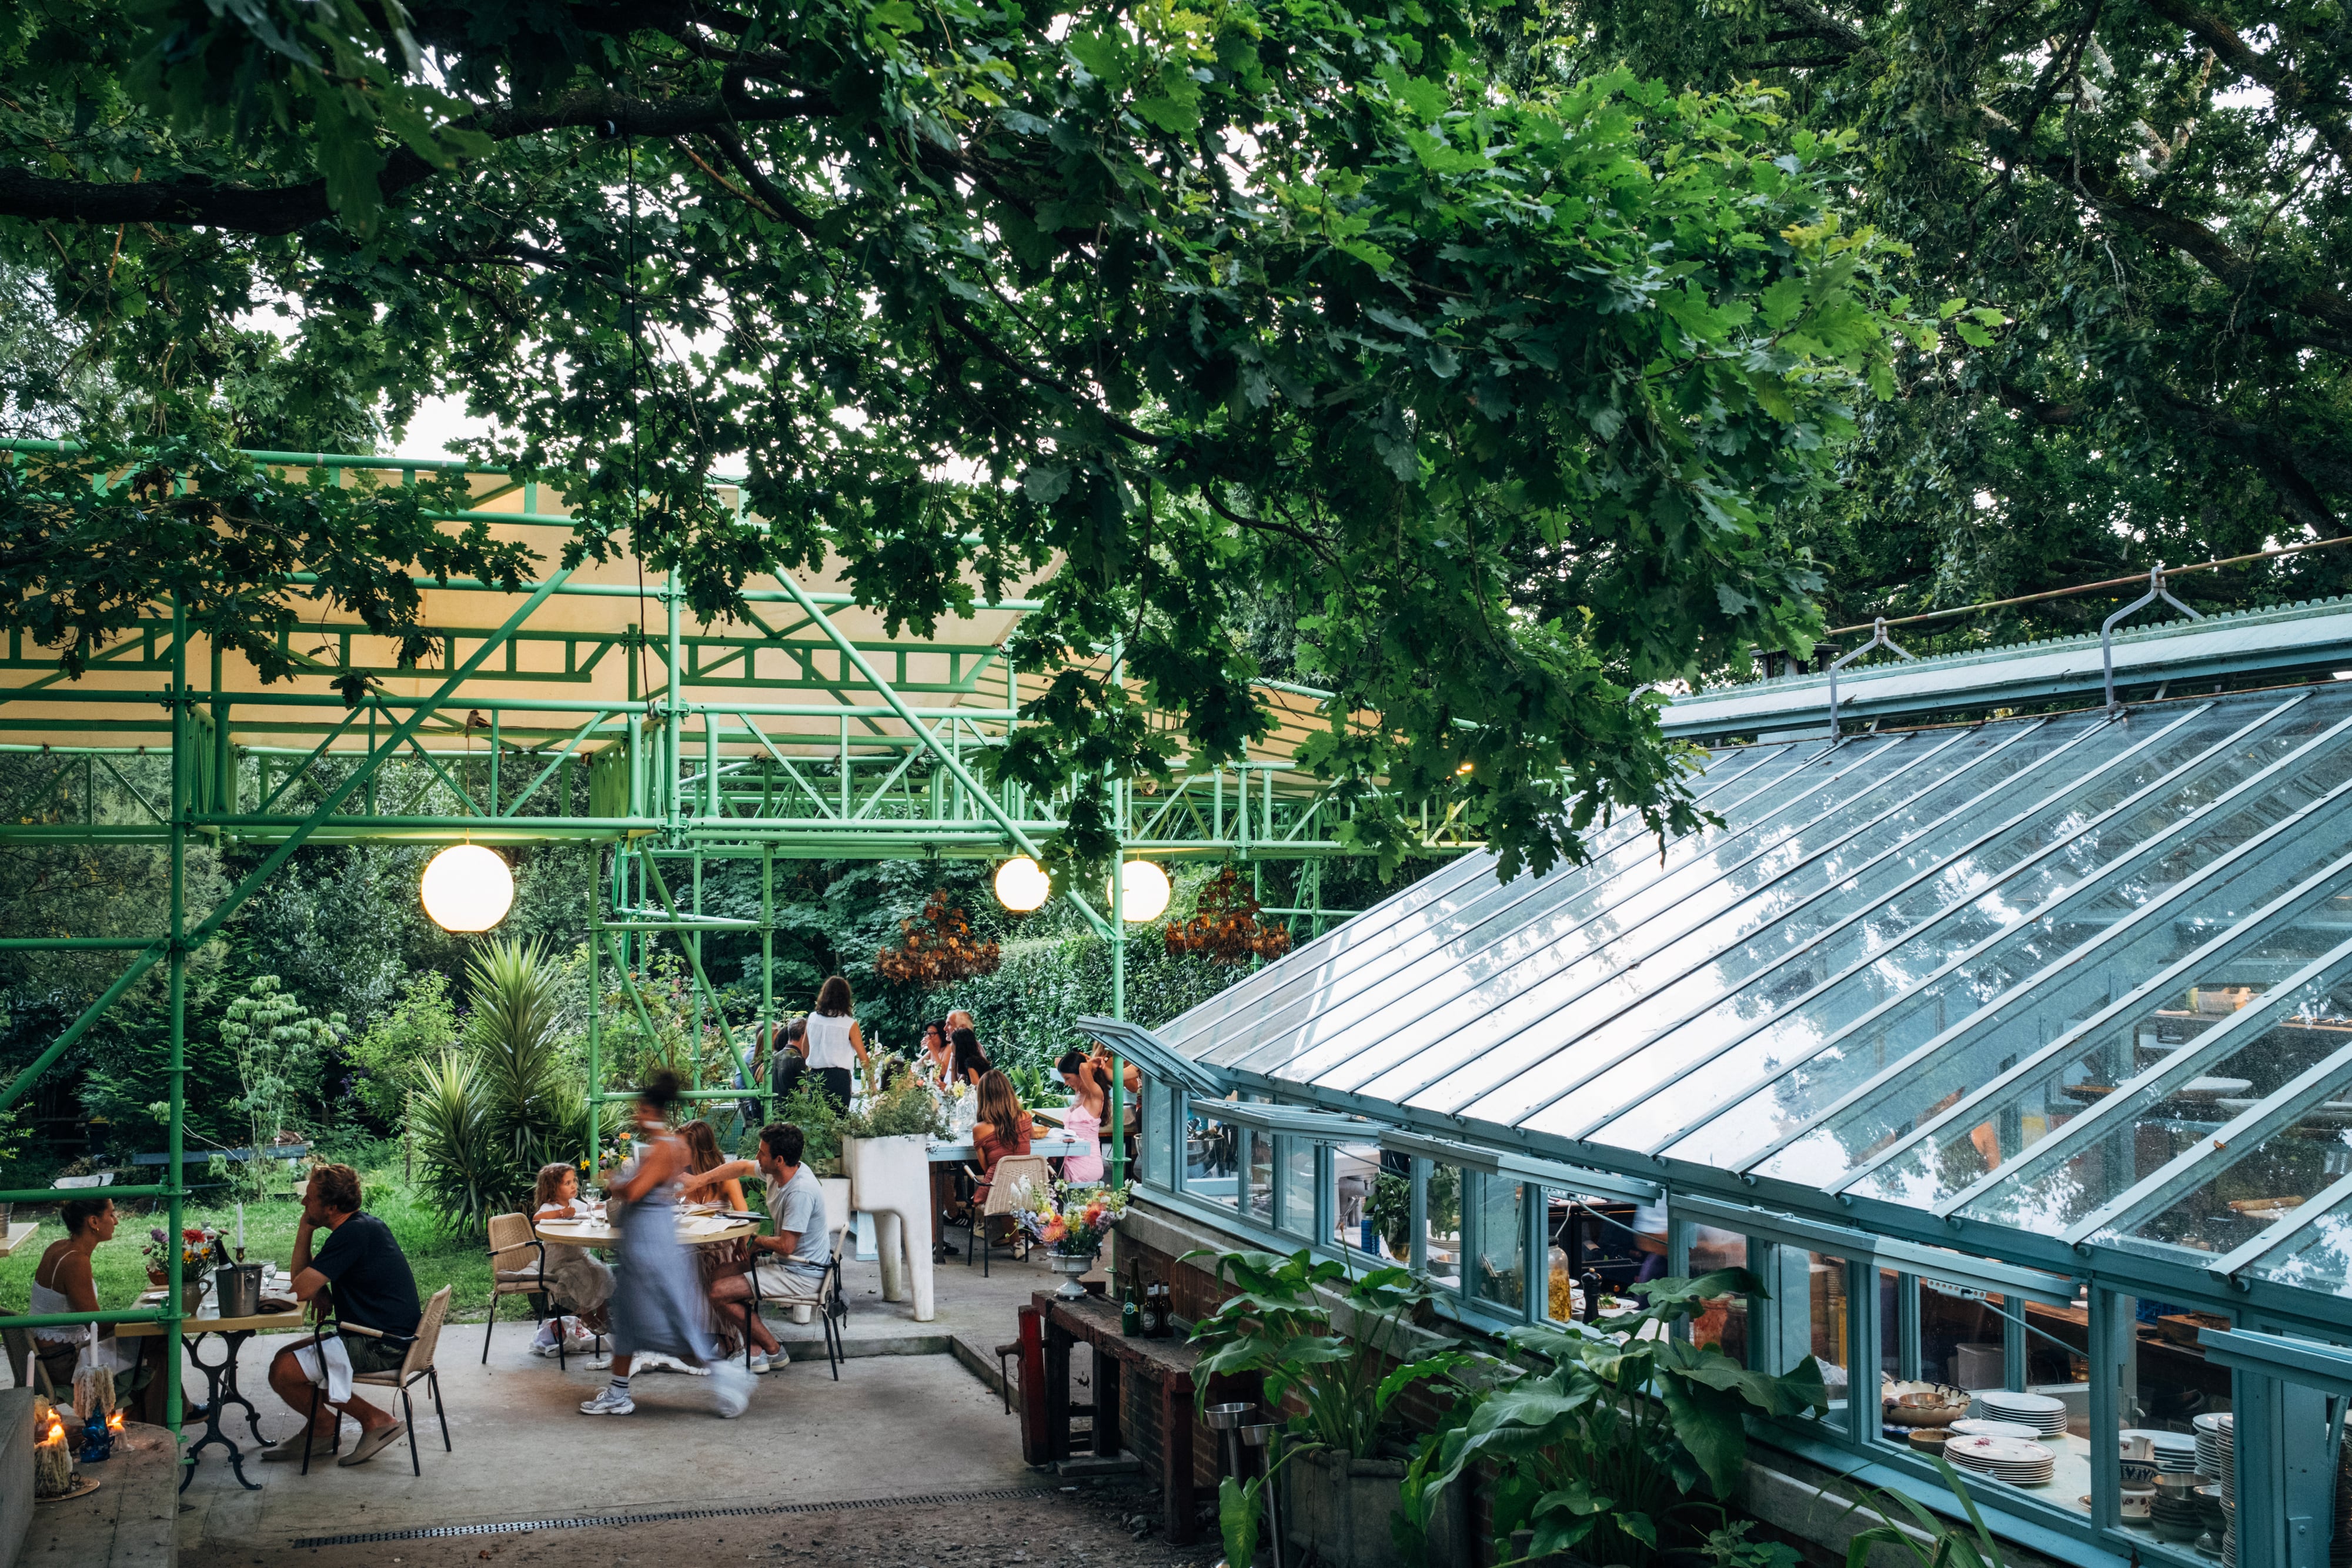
[1160,1376,1195,1546]
[1094,1352,1123,1459]
[1017,1307,1050,1466]
[179,1329,264,1492]
[1043,1320,1072,1463]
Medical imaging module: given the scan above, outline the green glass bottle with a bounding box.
[1121,1265,1143,1336]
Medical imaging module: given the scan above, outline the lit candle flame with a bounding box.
[105,1410,124,1432]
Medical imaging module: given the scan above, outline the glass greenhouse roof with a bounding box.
[1162,683,2352,1309]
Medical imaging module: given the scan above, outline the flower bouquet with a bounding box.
[145,1226,223,1293]
[1012,1181,1130,1297]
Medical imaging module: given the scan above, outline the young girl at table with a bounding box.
[579,1072,754,1419]
[523,1163,614,1353]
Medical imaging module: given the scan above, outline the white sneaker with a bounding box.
[586,1353,612,1370]
[579,1386,635,1416]
[746,1350,773,1375]
[709,1361,753,1418]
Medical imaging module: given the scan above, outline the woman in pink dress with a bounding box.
[1055,1049,1108,1185]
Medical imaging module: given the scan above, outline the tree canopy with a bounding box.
[1552,0,2352,646]
[0,0,1949,879]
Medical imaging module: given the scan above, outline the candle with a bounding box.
[34,1401,73,1496]
[235,1202,244,1252]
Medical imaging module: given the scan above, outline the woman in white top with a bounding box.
[804,975,872,1111]
[29,1196,141,1395]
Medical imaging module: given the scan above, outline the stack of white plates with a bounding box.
[2194,1412,2234,1493]
[2124,1428,2201,1477]
[1946,1433,2056,1487]
[1975,1390,2069,1437]
[1950,1417,2041,1441]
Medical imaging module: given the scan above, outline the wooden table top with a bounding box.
[119,1301,310,1338]
[1037,1290,1202,1378]
[534,1214,759,1248]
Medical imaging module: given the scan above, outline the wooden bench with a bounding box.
[1021,1291,1231,1547]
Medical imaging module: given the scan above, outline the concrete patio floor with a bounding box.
[169,1243,1100,1564]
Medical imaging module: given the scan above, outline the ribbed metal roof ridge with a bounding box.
[1662,594,2352,738]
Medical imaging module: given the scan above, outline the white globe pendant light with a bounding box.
[994,855,1051,912]
[1112,859,1171,922]
[420,843,515,932]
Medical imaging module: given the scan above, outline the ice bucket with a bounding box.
[215,1262,263,1319]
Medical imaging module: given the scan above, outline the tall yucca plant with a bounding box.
[464,937,583,1181]
[409,1051,501,1241]
[409,938,587,1239]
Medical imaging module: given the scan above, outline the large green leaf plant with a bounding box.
[1400,1271,1828,1567]
[1185,1248,1482,1567]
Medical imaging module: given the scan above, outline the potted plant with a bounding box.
[1185,1248,1482,1568]
[777,1081,846,1176]
[145,1225,223,1296]
[1398,1270,1829,1568]
[1011,1179,1130,1295]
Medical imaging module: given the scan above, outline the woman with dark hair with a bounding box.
[948,1027,989,1089]
[918,1019,952,1091]
[803,976,871,1111]
[1055,1049,1108,1186]
[763,1017,808,1106]
[580,1071,755,1418]
[29,1197,142,1395]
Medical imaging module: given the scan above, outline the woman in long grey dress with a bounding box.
[578,1071,754,1418]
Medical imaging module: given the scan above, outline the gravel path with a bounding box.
[187,1479,1225,1568]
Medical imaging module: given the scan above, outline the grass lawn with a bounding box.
[0,1166,502,1327]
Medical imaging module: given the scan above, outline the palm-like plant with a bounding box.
[464,938,583,1179]
[407,938,588,1239]
[408,1050,501,1239]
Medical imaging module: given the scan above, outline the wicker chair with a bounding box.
[299,1287,453,1476]
[966,1154,1050,1276]
[483,1211,556,1366]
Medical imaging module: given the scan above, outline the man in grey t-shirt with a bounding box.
[706,1123,834,1372]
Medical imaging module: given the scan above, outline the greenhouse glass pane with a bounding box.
[1444,716,2103,1125]
[2096,1095,2352,1259]
[1234,736,1922,1089]
[1555,697,2295,1153]
[1957,959,2352,1232]
[1627,696,2350,1169]
[2243,1188,2352,1297]
[1753,792,2352,1189]
[1471,1174,1528,1314]
[1186,743,1815,1069]
[1297,733,1985,1099]
[1850,875,2352,1209]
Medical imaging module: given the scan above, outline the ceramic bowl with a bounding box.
[2120,1487,2156,1521]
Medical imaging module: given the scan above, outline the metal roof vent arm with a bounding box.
[1826,618,1914,743]
[2104,567,2203,714]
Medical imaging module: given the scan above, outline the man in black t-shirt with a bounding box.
[261,1164,423,1468]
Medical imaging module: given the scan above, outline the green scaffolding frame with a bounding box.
[0,443,1479,1448]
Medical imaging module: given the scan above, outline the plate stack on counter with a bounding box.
[2125,1428,2202,1480]
[1946,1433,2055,1488]
[2194,1414,2237,1568]
[1969,1390,2070,1437]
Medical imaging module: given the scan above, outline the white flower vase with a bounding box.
[1047,1249,1095,1299]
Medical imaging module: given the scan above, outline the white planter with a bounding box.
[842,1134,936,1321]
